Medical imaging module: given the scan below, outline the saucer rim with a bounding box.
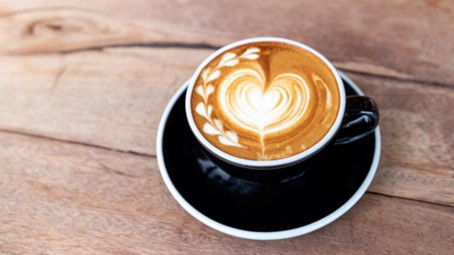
[156,71,381,240]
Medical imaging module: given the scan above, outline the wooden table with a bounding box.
[0,1,453,254]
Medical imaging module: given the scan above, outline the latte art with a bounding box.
[220,71,310,135]
[191,42,340,160]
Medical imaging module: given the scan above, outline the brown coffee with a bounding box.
[190,42,340,160]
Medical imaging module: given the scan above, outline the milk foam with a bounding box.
[191,42,340,160]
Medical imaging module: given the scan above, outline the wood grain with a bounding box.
[0,48,452,206]
[348,73,454,206]
[0,132,452,255]
[0,1,453,253]
[0,48,210,155]
[0,0,453,85]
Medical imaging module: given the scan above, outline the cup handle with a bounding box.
[334,95,379,145]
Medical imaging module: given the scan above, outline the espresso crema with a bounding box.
[190,42,340,160]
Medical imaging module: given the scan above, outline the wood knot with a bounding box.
[25,16,112,37]
[0,8,154,54]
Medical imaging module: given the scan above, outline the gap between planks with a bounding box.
[0,127,452,210]
[0,128,153,158]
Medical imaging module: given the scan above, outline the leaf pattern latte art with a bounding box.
[194,47,261,148]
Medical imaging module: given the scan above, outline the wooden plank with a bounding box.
[346,73,454,206]
[0,132,452,255]
[0,48,453,206]
[0,0,453,85]
[0,48,211,155]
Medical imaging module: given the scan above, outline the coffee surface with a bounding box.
[191,42,340,160]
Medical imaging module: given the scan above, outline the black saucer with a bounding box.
[157,73,380,239]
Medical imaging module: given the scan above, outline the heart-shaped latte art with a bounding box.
[218,67,311,136]
[191,44,340,160]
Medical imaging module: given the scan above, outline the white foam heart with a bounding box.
[218,67,311,138]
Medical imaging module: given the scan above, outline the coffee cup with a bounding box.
[185,37,378,169]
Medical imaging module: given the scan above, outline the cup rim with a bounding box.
[185,37,346,169]
[157,74,381,239]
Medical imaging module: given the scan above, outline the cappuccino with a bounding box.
[190,42,340,160]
